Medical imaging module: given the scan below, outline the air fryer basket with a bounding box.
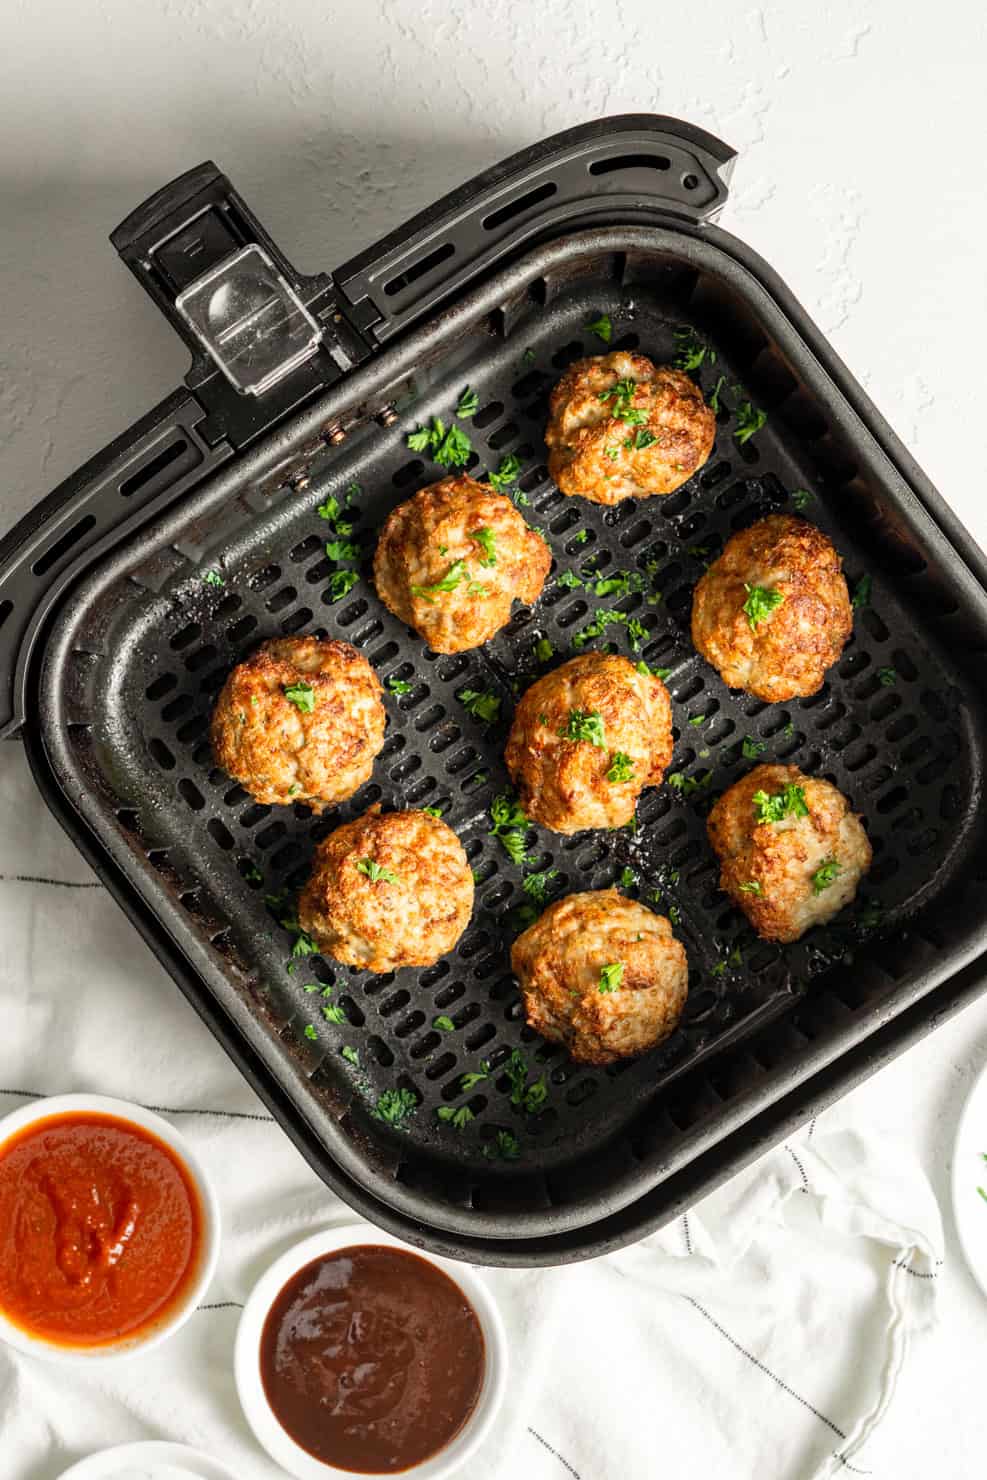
[5,118,987,1264]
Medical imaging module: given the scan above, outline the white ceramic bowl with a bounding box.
[235,1224,508,1480]
[0,1093,221,1364]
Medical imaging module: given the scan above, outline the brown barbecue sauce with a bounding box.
[259,1244,486,1473]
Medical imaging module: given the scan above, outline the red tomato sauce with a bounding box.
[0,1112,203,1347]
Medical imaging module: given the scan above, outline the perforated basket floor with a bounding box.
[39,230,987,1245]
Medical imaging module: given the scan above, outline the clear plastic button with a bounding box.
[174,243,322,395]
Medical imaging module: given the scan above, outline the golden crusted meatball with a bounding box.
[511,890,688,1065]
[545,350,715,504]
[707,763,872,943]
[211,636,385,813]
[691,514,852,702]
[505,653,673,834]
[373,475,551,654]
[297,805,474,972]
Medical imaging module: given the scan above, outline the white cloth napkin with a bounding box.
[0,745,943,1480]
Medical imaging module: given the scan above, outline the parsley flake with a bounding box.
[473,526,497,566]
[484,1130,520,1161]
[459,689,501,724]
[325,537,360,561]
[407,417,472,468]
[877,667,897,687]
[734,401,767,444]
[739,880,763,896]
[341,1046,360,1067]
[743,583,784,632]
[203,569,225,587]
[707,375,726,413]
[327,570,359,603]
[742,736,766,760]
[522,868,559,904]
[456,385,479,418]
[560,709,606,747]
[461,1069,489,1092]
[317,495,341,521]
[372,1088,418,1126]
[355,858,399,884]
[606,751,636,783]
[791,489,812,510]
[411,560,467,601]
[387,676,413,695]
[488,453,523,492]
[283,681,315,713]
[598,378,640,420]
[673,326,715,372]
[598,962,625,993]
[433,1015,456,1032]
[668,771,714,800]
[303,1024,318,1042]
[752,784,809,824]
[623,428,657,452]
[585,313,612,343]
[812,858,842,893]
[437,1104,474,1129]
[322,1003,346,1024]
[852,574,872,609]
[489,793,532,866]
[534,637,554,663]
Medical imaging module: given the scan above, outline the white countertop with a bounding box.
[2,1,986,1474]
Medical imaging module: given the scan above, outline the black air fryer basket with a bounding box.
[3,116,987,1265]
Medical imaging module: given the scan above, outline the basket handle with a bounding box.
[332,114,736,349]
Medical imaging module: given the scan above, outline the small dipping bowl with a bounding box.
[0,1093,221,1364]
[235,1224,508,1480]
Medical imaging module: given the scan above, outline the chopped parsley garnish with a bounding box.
[459,689,501,724]
[742,583,784,632]
[407,417,472,468]
[317,494,341,521]
[433,1015,456,1032]
[573,529,589,545]
[811,858,842,893]
[203,569,225,587]
[456,385,479,418]
[473,526,497,566]
[734,401,767,444]
[555,570,584,589]
[387,676,413,694]
[791,489,812,510]
[372,1088,418,1125]
[606,751,636,783]
[585,313,612,343]
[742,736,766,760]
[851,573,872,609]
[738,880,763,896]
[560,708,606,747]
[322,1003,346,1024]
[689,714,706,727]
[461,1069,489,1092]
[522,348,536,365]
[619,866,637,888]
[590,569,646,598]
[437,1105,474,1129]
[502,1049,548,1115]
[877,667,897,687]
[484,1130,520,1161]
[522,868,559,904]
[623,428,657,452]
[598,378,640,420]
[325,538,361,561]
[673,325,715,372]
[283,681,315,713]
[422,805,444,818]
[411,559,467,601]
[327,569,359,603]
[572,609,647,651]
[605,446,620,461]
[341,1046,360,1067]
[489,793,532,866]
[355,858,399,884]
[598,962,625,993]
[303,1024,318,1042]
[707,375,726,413]
[668,771,714,799]
[488,453,523,491]
[534,637,554,663]
[752,783,809,824]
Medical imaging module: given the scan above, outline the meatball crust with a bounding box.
[504,653,673,833]
[373,475,551,654]
[297,805,474,973]
[707,763,872,943]
[545,350,716,504]
[692,515,852,702]
[210,636,385,813]
[511,890,688,1065]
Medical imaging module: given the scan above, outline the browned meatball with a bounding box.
[298,805,474,972]
[504,653,673,833]
[373,475,551,654]
[691,515,852,702]
[707,763,872,943]
[511,890,688,1065]
[211,636,385,812]
[545,350,715,504]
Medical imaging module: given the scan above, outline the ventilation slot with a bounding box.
[482,181,558,230]
[119,436,197,499]
[32,515,96,576]
[383,241,455,298]
[589,152,671,175]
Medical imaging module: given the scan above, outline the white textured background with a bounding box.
[2,1,987,1475]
